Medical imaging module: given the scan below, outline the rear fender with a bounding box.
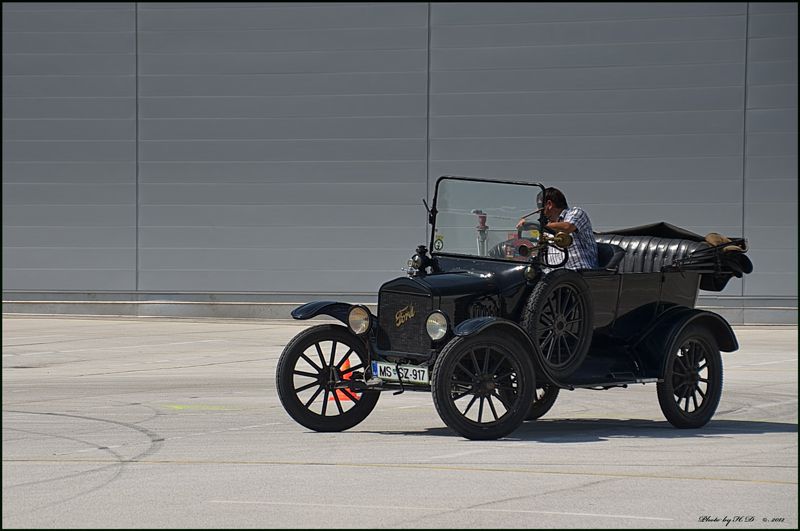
[291,301,356,325]
[637,308,738,378]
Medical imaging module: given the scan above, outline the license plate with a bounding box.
[371,361,429,385]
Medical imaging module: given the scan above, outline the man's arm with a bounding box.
[546,221,577,233]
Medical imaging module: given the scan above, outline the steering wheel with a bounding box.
[487,238,535,260]
[540,244,569,268]
[529,218,569,268]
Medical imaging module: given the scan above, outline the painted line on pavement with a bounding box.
[15,339,226,356]
[734,358,797,367]
[749,399,798,409]
[423,449,490,461]
[206,499,673,521]
[3,459,794,485]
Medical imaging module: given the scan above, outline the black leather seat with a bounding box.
[595,235,709,274]
[595,242,625,272]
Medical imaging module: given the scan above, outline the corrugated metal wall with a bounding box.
[429,2,748,300]
[744,2,798,322]
[3,2,137,290]
[135,2,428,293]
[3,2,797,322]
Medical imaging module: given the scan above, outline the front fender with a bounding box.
[453,316,517,338]
[290,301,355,325]
[453,317,561,386]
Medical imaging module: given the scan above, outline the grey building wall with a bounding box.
[744,2,798,322]
[429,2,748,298]
[2,2,797,322]
[3,2,137,291]
[135,2,428,293]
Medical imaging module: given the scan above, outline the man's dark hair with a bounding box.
[537,187,568,210]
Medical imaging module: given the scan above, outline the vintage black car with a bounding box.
[276,176,753,440]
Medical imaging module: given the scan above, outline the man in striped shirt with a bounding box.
[518,187,598,270]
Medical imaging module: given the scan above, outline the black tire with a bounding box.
[525,384,560,421]
[657,325,723,429]
[276,324,379,432]
[431,331,535,440]
[521,269,593,380]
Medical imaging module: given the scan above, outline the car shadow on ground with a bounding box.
[364,418,798,442]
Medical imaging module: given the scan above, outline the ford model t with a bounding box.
[276,176,753,440]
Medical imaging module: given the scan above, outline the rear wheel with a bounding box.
[431,331,535,440]
[525,384,560,421]
[276,325,379,432]
[657,325,722,429]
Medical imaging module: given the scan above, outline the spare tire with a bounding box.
[521,269,593,380]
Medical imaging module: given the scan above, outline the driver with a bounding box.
[518,187,598,270]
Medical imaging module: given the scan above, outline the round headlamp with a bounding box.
[426,311,449,341]
[347,306,371,335]
[409,253,424,269]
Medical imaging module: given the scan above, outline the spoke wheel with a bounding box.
[525,383,560,421]
[522,269,593,380]
[657,325,722,429]
[276,324,379,432]
[432,331,535,440]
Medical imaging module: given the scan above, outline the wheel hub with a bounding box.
[325,366,339,389]
[673,366,701,398]
[474,375,496,395]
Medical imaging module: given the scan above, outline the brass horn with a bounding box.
[552,231,573,249]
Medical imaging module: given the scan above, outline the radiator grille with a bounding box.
[378,291,432,352]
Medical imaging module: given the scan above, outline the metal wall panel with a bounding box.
[2,2,137,291]
[744,2,798,297]
[429,2,749,298]
[136,2,429,293]
[2,2,796,321]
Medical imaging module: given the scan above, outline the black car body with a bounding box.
[277,176,753,439]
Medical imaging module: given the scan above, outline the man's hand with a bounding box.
[516,218,526,230]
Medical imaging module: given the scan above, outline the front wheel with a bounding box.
[657,325,723,429]
[276,324,379,432]
[431,331,535,440]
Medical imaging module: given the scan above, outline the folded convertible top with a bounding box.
[595,221,752,292]
[596,221,706,241]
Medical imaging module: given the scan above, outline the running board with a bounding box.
[568,377,661,390]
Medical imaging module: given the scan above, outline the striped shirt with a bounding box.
[546,206,598,270]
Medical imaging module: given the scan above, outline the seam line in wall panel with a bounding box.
[135,2,140,293]
[425,2,432,245]
[741,2,749,298]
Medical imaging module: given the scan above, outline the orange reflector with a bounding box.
[330,358,357,402]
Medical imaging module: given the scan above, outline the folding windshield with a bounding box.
[431,178,544,260]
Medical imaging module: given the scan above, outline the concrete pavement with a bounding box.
[2,316,797,528]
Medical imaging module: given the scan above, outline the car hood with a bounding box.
[380,271,500,298]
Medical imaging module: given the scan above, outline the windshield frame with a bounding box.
[429,176,547,261]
